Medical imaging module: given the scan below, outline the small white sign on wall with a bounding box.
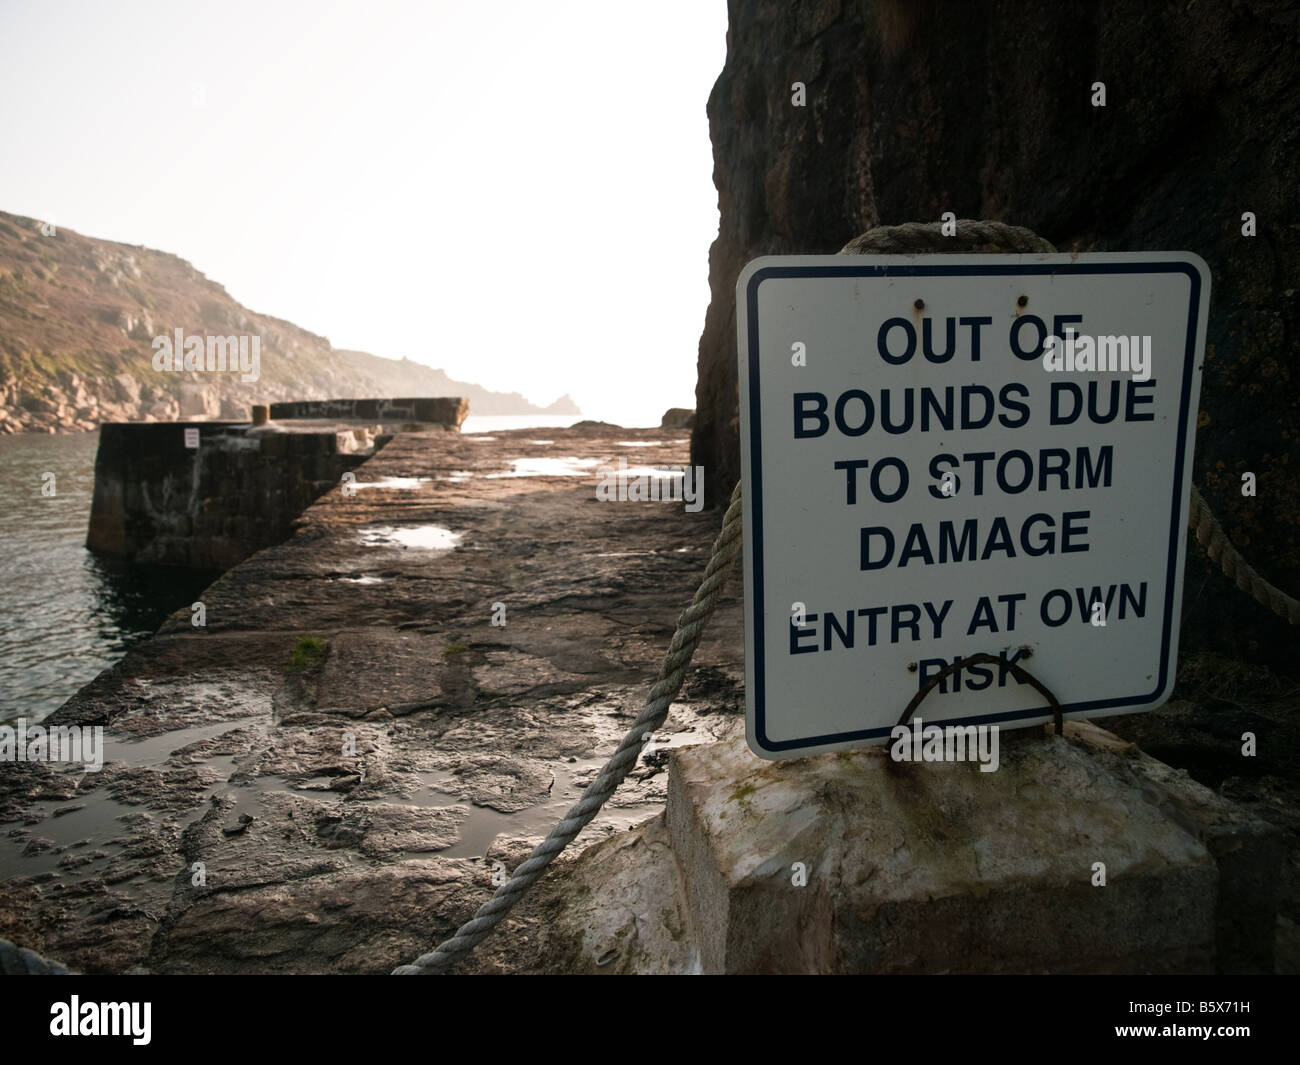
[737,253,1210,759]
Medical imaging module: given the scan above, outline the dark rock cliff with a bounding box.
[693,0,1300,668]
[0,211,580,433]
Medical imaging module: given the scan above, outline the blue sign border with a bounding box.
[745,260,1203,754]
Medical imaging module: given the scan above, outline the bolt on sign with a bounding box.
[737,253,1210,759]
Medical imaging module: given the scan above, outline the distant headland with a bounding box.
[0,210,579,434]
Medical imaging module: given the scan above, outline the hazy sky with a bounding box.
[0,0,728,426]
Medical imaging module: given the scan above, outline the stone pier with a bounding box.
[267,397,468,431]
[85,397,468,570]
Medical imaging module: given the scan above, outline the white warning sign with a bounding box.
[737,253,1210,759]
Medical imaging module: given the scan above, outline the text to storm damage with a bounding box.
[766,306,1178,697]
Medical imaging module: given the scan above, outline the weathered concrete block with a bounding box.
[666,721,1281,973]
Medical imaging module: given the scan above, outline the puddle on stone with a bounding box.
[468,436,497,442]
[357,525,462,550]
[6,727,340,892]
[409,761,653,859]
[110,720,251,768]
[339,576,383,585]
[11,789,164,884]
[111,679,273,740]
[352,476,430,491]
[440,471,473,483]
[485,457,602,479]
[527,440,554,445]
[3,700,709,893]
[5,740,247,891]
[406,728,707,859]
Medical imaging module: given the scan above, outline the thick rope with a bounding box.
[394,217,1298,975]
[392,481,744,973]
[395,223,1053,974]
[0,936,71,975]
[1189,484,1300,625]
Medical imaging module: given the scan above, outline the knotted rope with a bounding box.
[392,481,745,973]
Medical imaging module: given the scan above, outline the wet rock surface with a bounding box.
[3,424,1295,974]
[0,425,744,973]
